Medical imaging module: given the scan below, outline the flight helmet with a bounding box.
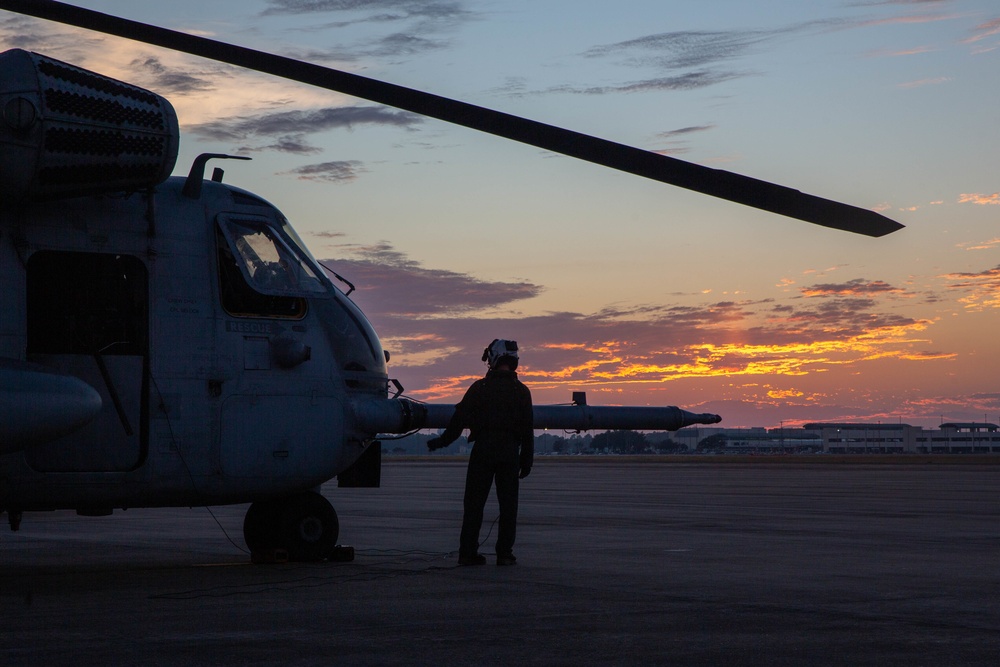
[483,339,519,370]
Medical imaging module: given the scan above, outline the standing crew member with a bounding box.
[427,339,534,566]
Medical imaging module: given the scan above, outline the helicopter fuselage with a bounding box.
[1,176,388,514]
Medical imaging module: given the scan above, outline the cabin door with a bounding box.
[24,250,147,472]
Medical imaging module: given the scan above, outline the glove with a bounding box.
[518,467,531,479]
[427,437,447,451]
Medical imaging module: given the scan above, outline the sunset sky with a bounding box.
[3,1,998,428]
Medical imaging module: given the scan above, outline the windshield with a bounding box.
[279,216,323,267]
[220,215,327,296]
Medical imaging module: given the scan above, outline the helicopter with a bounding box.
[0,1,901,562]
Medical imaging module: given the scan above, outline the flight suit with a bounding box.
[436,369,533,560]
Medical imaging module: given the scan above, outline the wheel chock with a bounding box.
[250,548,289,564]
[328,545,355,562]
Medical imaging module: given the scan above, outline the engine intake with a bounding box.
[0,49,179,204]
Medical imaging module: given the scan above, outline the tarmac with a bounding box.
[1,458,999,666]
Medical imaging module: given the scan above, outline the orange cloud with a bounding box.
[958,238,1000,251]
[767,389,804,399]
[542,343,589,351]
[504,318,940,393]
[413,373,486,401]
[958,193,1000,206]
[941,265,1000,311]
[346,246,957,408]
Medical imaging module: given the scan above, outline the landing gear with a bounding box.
[243,491,339,562]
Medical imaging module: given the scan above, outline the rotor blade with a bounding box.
[1,0,903,237]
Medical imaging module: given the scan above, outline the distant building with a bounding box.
[804,423,910,454]
[913,422,1000,454]
[805,422,1000,454]
[671,422,1000,454]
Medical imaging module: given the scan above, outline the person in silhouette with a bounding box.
[427,339,534,566]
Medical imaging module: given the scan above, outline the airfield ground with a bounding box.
[2,458,998,665]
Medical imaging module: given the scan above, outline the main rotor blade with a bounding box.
[2,0,903,237]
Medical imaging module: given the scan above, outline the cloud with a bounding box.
[560,12,975,101]
[958,193,1000,205]
[761,297,923,340]
[0,16,104,61]
[962,17,1000,45]
[582,21,842,70]
[657,125,717,139]
[800,279,907,297]
[867,45,937,57]
[0,16,350,128]
[286,30,452,60]
[897,77,950,88]
[543,71,744,96]
[127,56,218,95]
[282,160,367,182]
[959,238,1000,251]
[241,136,325,155]
[190,105,423,142]
[941,264,1000,311]
[565,10,979,101]
[393,305,938,402]
[261,1,477,57]
[857,11,965,28]
[968,392,1000,408]
[568,20,846,96]
[366,32,447,57]
[263,0,468,20]
[898,350,956,360]
[319,242,543,317]
[901,391,1000,426]
[652,126,716,153]
[325,246,944,403]
[189,105,423,156]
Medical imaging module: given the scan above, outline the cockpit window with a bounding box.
[278,215,322,266]
[216,214,327,319]
[223,217,326,295]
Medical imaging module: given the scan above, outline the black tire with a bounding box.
[279,491,339,562]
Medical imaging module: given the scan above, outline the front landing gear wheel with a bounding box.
[280,491,339,562]
[243,492,339,562]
